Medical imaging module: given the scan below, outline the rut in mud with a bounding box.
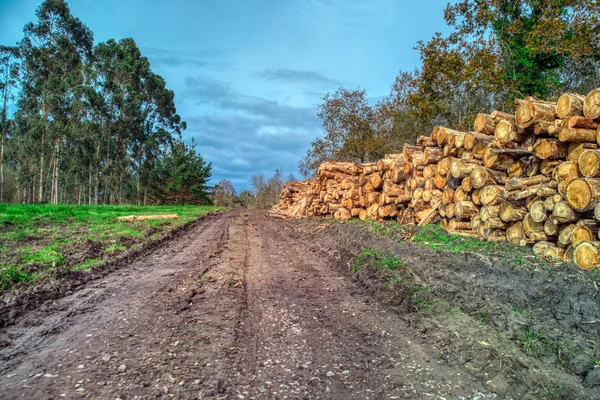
[0,210,598,399]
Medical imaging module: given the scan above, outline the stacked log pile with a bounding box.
[272,88,600,270]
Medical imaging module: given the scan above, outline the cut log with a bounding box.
[446,202,456,218]
[566,178,600,212]
[544,218,560,237]
[369,173,384,190]
[470,166,506,189]
[474,113,497,135]
[567,116,599,130]
[552,201,579,223]
[423,147,443,165]
[480,185,505,206]
[540,159,561,176]
[464,131,494,150]
[523,213,544,237]
[558,128,597,143]
[482,146,517,170]
[461,176,473,193]
[579,149,600,178]
[117,214,178,222]
[471,214,482,231]
[583,88,600,120]
[491,110,516,122]
[484,217,506,230]
[500,202,528,223]
[571,225,596,247]
[454,187,470,203]
[507,222,527,246]
[530,200,548,223]
[553,161,581,193]
[505,175,551,191]
[504,182,557,202]
[318,162,363,176]
[557,93,585,119]
[448,219,472,231]
[480,205,500,221]
[574,241,600,270]
[543,246,565,262]
[455,201,478,220]
[495,119,525,142]
[441,187,455,205]
[417,135,437,147]
[533,241,556,257]
[564,245,575,262]
[536,186,558,198]
[450,158,482,179]
[437,158,452,176]
[434,173,447,189]
[507,160,525,177]
[568,143,599,163]
[472,189,482,205]
[516,99,556,128]
[534,139,568,160]
[558,224,576,247]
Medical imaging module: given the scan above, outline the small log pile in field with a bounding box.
[272,88,600,270]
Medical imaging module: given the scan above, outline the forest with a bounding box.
[300,0,600,177]
[0,0,212,205]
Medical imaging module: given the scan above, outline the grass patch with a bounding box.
[517,325,550,357]
[0,204,221,292]
[72,258,103,271]
[0,265,30,290]
[105,243,128,254]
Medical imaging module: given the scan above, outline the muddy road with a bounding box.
[0,210,598,399]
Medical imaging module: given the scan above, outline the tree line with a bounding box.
[0,0,212,205]
[300,0,600,177]
[211,169,288,209]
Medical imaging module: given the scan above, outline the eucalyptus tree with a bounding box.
[16,0,93,203]
[0,46,20,202]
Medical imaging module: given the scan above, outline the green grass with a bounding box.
[352,248,405,273]
[517,325,548,356]
[105,243,127,254]
[0,204,221,290]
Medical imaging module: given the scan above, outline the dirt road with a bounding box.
[0,210,596,399]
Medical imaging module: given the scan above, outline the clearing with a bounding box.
[0,209,599,399]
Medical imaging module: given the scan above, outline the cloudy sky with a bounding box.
[0,0,450,191]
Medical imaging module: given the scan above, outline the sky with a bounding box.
[0,0,451,192]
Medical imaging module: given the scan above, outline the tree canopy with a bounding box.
[0,0,212,205]
[300,0,600,177]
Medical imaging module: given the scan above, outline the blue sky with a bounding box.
[0,0,451,192]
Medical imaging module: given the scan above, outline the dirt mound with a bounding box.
[283,217,600,399]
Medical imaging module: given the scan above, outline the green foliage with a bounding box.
[0,265,30,290]
[72,258,102,271]
[299,88,392,177]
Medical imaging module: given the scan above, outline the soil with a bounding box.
[0,209,599,399]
